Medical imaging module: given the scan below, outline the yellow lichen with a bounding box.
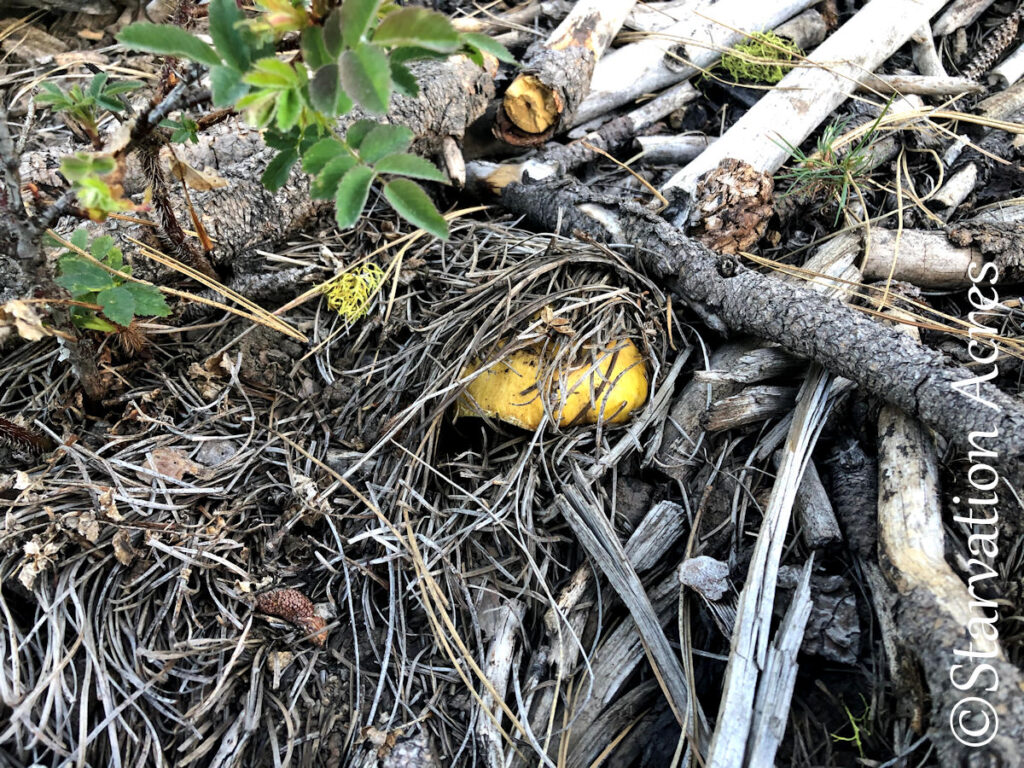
[322,263,385,322]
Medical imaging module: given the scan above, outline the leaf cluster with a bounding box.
[37,73,142,139]
[53,228,170,331]
[116,0,515,240]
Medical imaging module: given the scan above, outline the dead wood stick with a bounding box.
[706,366,839,768]
[573,0,816,128]
[862,228,985,287]
[636,133,713,164]
[990,42,1024,89]
[518,500,686,766]
[477,597,526,768]
[657,231,861,485]
[496,179,1024,473]
[661,0,950,201]
[494,0,638,146]
[932,0,998,36]
[855,73,985,96]
[876,311,1024,765]
[772,454,841,549]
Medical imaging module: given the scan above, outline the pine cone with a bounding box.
[963,10,1021,80]
[255,588,327,646]
[687,158,774,254]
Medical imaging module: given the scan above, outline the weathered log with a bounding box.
[572,0,816,128]
[661,0,949,201]
[932,0,997,36]
[497,178,1024,472]
[636,133,712,165]
[855,73,985,96]
[990,42,1024,89]
[863,228,985,287]
[494,0,637,146]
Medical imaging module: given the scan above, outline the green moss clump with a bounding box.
[720,31,802,85]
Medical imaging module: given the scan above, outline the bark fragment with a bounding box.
[494,0,637,146]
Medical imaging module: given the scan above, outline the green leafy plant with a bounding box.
[53,228,170,331]
[773,100,891,223]
[116,0,515,240]
[720,31,801,85]
[37,73,142,146]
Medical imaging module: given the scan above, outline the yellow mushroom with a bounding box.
[455,340,649,430]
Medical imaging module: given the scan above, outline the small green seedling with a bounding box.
[37,73,142,146]
[774,99,892,223]
[53,228,170,332]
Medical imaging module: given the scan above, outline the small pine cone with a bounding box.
[255,588,327,646]
[963,10,1021,80]
[687,158,774,255]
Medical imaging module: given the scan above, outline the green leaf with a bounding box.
[76,313,117,332]
[244,57,298,89]
[117,23,221,68]
[69,228,90,250]
[345,119,378,150]
[389,59,418,98]
[461,32,517,64]
[123,282,170,317]
[322,8,344,57]
[236,90,277,127]
[262,149,299,191]
[340,0,382,50]
[334,165,375,228]
[302,137,347,173]
[97,285,136,327]
[339,44,391,114]
[301,26,332,69]
[357,123,412,164]
[383,178,448,239]
[275,88,301,131]
[309,64,343,115]
[102,79,144,97]
[87,73,108,98]
[60,152,114,181]
[90,235,115,261]
[210,65,249,107]
[56,255,117,295]
[374,153,446,182]
[373,7,459,52]
[311,154,357,199]
[209,0,249,71]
